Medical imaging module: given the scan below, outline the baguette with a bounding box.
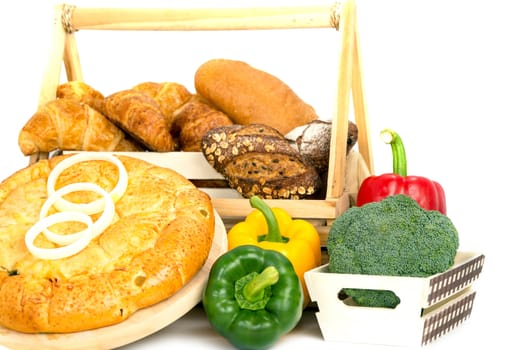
[195,59,319,135]
[18,99,142,156]
[201,124,321,199]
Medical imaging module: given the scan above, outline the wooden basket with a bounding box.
[32,0,373,238]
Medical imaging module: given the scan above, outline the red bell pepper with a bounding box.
[356,129,446,214]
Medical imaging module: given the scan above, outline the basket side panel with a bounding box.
[422,290,477,346]
[427,254,485,306]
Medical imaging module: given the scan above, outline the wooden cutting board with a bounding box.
[0,210,228,350]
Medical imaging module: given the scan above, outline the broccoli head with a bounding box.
[327,194,459,308]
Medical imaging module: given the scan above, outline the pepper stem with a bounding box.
[249,196,284,243]
[380,129,407,177]
[243,266,279,302]
[234,266,280,310]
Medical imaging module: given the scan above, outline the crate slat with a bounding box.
[69,4,339,31]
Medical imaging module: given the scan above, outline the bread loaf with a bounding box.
[56,81,106,114]
[287,120,359,173]
[195,59,319,135]
[132,82,192,127]
[104,89,177,152]
[201,124,321,199]
[172,95,234,152]
[286,120,359,198]
[0,154,214,333]
[18,99,142,156]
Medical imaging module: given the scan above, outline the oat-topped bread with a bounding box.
[0,153,214,333]
[201,124,321,199]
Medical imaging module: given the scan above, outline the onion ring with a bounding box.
[40,182,116,244]
[47,153,128,215]
[25,211,93,260]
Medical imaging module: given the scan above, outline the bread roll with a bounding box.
[171,95,234,152]
[201,124,321,199]
[56,81,106,114]
[18,99,142,156]
[104,89,177,152]
[132,82,192,127]
[195,59,319,135]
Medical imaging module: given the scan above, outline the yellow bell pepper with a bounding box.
[227,195,321,305]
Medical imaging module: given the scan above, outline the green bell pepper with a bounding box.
[202,245,304,350]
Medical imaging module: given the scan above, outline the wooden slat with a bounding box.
[325,0,355,198]
[212,196,347,220]
[69,4,339,31]
[37,4,68,108]
[63,33,83,81]
[350,14,374,173]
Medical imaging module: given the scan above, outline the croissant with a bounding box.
[132,82,192,128]
[171,94,234,152]
[18,99,142,156]
[103,89,177,152]
[56,81,106,114]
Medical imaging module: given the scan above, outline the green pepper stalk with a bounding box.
[203,245,304,350]
[380,128,407,176]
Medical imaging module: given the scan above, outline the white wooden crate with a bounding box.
[304,252,485,346]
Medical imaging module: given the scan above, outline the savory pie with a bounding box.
[0,153,214,333]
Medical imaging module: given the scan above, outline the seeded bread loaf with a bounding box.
[201,124,321,199]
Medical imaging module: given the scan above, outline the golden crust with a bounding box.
[56,81,106,114]
[17,99,143,156]
[131,82,192,127]
[103,90,177,152]
[0,154,214,333]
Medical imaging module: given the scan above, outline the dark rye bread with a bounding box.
[201,124,321,199]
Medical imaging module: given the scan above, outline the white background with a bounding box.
[0,0,521,349]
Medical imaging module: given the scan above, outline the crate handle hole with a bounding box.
[338,288,401,309]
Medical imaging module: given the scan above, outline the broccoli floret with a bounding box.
[327,194,459,308]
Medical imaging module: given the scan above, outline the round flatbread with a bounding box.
[0,154,214,333]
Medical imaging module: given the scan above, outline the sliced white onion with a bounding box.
[47,153,128,215]
[25,211,93,260]
[40,182,115,244]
